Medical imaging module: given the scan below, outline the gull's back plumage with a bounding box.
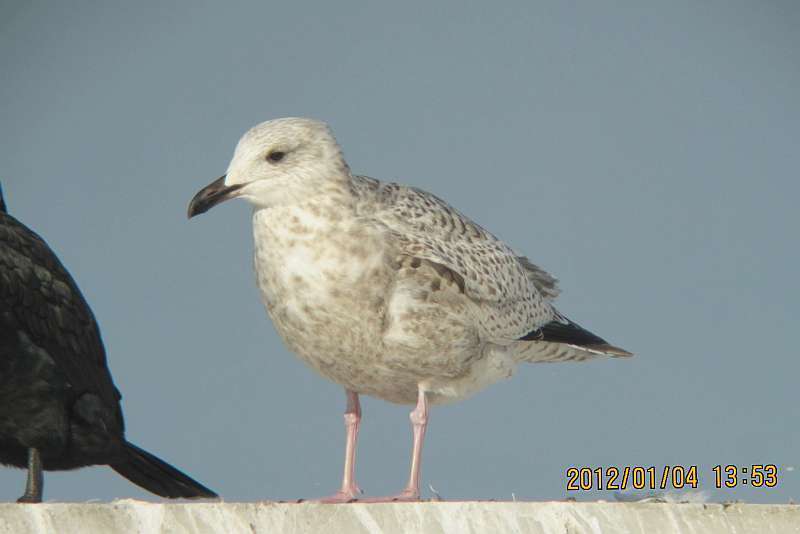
[353,176,631,359]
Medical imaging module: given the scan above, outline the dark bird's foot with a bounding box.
[16,494,42,504]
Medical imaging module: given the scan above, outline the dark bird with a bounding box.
[0,184,217,502]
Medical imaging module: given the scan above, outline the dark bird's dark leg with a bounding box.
[17,448,44,503]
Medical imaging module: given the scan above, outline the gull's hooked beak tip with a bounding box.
[187,175,243,219]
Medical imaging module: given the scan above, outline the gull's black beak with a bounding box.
[187,175,244,218]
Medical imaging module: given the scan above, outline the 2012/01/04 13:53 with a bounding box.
[565,464,779,491]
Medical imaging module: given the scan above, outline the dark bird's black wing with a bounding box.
[0,203,124,426]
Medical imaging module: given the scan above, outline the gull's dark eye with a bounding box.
[267,151,286,163]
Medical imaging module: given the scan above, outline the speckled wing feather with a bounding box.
[353,176,555,341]
[0,210,124,426]
[517,256,560,300]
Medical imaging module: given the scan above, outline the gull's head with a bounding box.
[187,117,348,217]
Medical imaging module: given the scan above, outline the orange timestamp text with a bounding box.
[566,465,699,491]
[566,464,779,491]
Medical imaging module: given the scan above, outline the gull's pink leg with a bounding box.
[317,390,363,503]
[397,387,429,500]
[359,388,429,502]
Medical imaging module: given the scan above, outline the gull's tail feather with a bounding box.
[110,442,218,499]
[514,340,631,363]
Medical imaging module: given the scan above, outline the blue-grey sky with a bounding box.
[1,1,798,503]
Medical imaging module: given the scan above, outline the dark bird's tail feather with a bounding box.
[111,442,218,499]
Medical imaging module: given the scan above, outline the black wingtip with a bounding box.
[0,183,6,213]
[520,316,632,357]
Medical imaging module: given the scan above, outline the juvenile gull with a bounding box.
[188,117,632,502]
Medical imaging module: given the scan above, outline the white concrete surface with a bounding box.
[0,501,798,534]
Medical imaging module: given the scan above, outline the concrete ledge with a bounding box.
[0,501,798,534]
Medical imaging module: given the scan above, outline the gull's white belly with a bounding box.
[250,206,518,404]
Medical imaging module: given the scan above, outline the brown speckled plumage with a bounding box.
[188,117,631,405]
[188,117,633,501]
